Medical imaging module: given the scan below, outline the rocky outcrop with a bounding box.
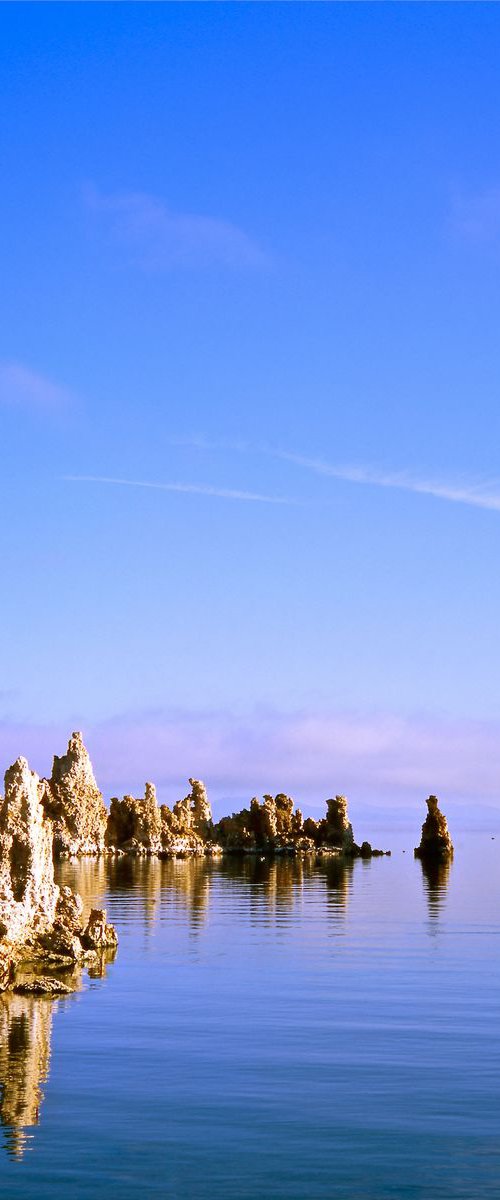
[106,783,162,854]
[41,732,108,856]
[414,795,453,861]
[160,779,216,855]
[214,792,312,852]
[0,755,118,993]
[324,795,355,851]
[81,908,118,951]
[0,758,58,944]
[213,790,388,858]
[0,733,391,866]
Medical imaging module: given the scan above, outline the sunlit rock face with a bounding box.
[414,795,454,861]
[0,758,58,944]
[42,733,108,857]
[214,793,313,852]
[106,783,162,854]
[160,779,215,855]
[0,756,118,989]
[81,908,118,950]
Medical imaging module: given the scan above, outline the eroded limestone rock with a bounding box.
[0,754,118,991]
[42,732,108,856]
[414,795,454,862]
[106,783,162,854]
[81,909,118,951]
[324,796,355,851]
[214,793,313,853]
[13,978,73,996]
[160,778,214,855]
[0,947,14,993]
[0,758,58,944]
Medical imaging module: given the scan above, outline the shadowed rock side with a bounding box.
[414,796,454,862]
[41,732,108,856]
[0,755,118,995]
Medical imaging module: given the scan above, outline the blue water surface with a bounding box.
[0,837,498,1199]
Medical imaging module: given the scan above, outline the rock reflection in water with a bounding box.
[0,994,54,1160]
[80,855,355,934]
[103,856,211,933]
[0,951,116,1159]
[318,856,354,922]
[420,857,452,925]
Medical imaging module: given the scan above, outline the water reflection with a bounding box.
[420,858,452,927]
[0,950,116,1159]
[59,854,356,933]
[0,994,54,1160]
[319,856,354,922]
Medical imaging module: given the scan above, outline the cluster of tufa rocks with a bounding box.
[0,731,458,981]
[106,777,215,857]
[0,733,400,870]
[0,754,117,995]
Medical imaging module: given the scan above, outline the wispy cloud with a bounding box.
[174,437,500,516]
[270,451,500,514]
[86,185,267,270]
[0,362,73,412]
[63,475,296,506]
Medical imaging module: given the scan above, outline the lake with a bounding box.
[0,835,498,1198]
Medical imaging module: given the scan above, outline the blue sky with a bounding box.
[2,4,500,824]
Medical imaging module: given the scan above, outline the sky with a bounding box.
[2,4,500,827]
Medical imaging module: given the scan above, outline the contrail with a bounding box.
[62,474,297,505]
[170,438,500,515]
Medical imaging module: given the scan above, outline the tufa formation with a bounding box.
[0,753,117,994]
[41,732,108,856]
[414,795,454,862]
[0,731,394,875]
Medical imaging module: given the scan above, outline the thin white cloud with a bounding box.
[86,185,267,270]
[63,475,296,506]
[0,362,73,411]
[271,451,500,513]
[173,437,500,516]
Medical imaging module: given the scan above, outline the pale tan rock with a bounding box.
[13,978,74,996]
[0,758,58,943]
[0,947,14,993]
[54,885,84,934]
[81,908,118,951]
[160,778,213,854]
[106,783,162,853]
[0,754,118,975]
[42,732,108,856]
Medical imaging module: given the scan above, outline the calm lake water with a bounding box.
[0,835,499,1198]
